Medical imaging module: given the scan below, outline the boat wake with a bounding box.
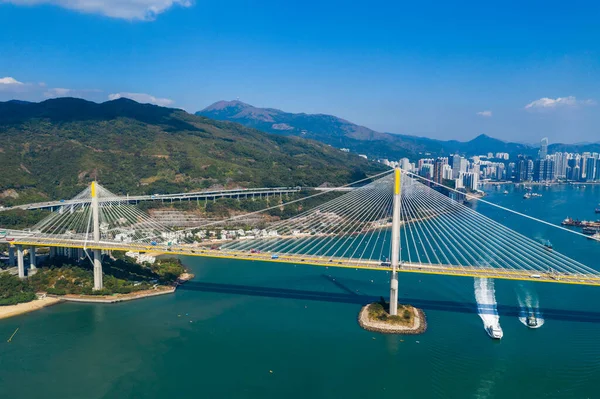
[517,286,544,328]
[474,278,502,334]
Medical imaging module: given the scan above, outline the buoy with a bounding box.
[269,370,273,374]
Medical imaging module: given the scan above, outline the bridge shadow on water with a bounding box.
[178,278,600,324]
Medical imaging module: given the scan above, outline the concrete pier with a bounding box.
[91,182,103,290]
[29,246,37,273]
[8,246,15,266]
[16,245,25,279]
[93,249,103,290]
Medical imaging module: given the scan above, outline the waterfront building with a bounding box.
[533,159,555,182]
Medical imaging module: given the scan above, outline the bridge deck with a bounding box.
[10,238,600,287]
[0,187,302,212]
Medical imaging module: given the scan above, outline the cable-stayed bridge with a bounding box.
[0,186,302,212]
[2,169,599,315]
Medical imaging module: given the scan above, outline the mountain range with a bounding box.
[0,98,384,206]
[198,101,600,159]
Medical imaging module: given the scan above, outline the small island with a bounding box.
[358,298,427,335]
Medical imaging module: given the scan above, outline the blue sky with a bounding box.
[0,0,599,143]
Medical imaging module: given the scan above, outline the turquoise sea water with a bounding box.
[0,184,599,399]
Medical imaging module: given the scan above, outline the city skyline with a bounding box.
[1,1,599,143]
[393,139,600,191]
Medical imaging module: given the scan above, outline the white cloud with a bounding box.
[0,76,35,93]
[108,92,174,106]
[44,87,102,98]
[0,76,24,86]
[44,88,72,97]
[1,0,193,21]
[525,96,596,110]
[476,110,492,117]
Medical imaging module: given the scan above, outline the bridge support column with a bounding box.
[389,167,402,316]
[93,249,103,290]
[49,246,56,258]
[29,246,37,271]
[91,182,103,290]
[8,246,15,266]
[16,245,25,279]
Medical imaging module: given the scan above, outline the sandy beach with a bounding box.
[0,297,63,320]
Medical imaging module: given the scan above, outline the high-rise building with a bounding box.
[533,159,555,182]
[515,158,534,182]
[433,158,444,184]
[400,158,411,171]
[451,154,462,178]
[506,162,515,180]
[539,137,548,160]
[420,163,433,180]
[572,165,581,181]
[552,152,568,180]
[526,159,534,181]
[496,164,505,180]
[442,164,453,180]
[464,172,479,191]
[585,158,596,182]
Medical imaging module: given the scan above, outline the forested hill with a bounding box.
[0,98,386,206]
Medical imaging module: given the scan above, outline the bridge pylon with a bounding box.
[389,167,401,316]
[91,182,103,290]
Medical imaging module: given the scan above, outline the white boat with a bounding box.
[503,190,509,194]
[526,314,539,328]
[486,325,503,339]
[591,233,600,241]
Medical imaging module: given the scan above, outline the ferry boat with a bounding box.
[526,313,539,328]
[486,325,503,340]
[583,226,600,235]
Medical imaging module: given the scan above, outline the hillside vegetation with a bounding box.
[0,98,386,206]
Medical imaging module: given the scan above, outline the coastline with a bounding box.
[0,297,62,320]
[358,303,427,335]
[0,271,194,320]
[55,286,176,304]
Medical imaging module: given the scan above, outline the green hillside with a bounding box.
[0,98,386,206]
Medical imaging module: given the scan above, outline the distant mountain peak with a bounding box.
[202,100,253,112]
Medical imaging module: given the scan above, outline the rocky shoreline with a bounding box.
[358,303,427,335]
